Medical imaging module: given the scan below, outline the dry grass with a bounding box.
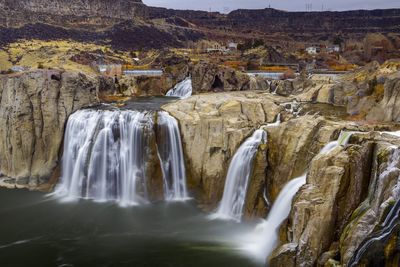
[0,50,12,71]
[0,40,133,74]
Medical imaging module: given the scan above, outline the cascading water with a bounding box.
[240,131,353,263]
[348,148,400,267]
[240,174,307,262]
[210,129,267,222]
[54,108,189,205]
[166,77,192,99]
[157,111,189,201]
[55,109,153,205]
[210,116,282,222]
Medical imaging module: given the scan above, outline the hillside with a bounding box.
[0,0,399,50]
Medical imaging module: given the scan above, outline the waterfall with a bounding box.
[54,108,189,205]
[241,174,307,261]
[157,111,189,201]
[348,148,400,267]
[241,131,353,263]
[55,109,153,205]
[166,77,192,99]
[210,129,267,222]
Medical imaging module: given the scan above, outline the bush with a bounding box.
[368,76,378,89]
[280,69,296,80]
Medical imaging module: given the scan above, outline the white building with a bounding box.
[227,42,238,50]
[306,47,318,55]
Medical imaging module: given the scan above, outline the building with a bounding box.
[97,64,122,77]
[306,46,318,55]
[227,42,238,50]
[206,43,227,53]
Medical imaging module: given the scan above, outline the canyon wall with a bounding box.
[0,70,99,188]
[227,8,400,35]
[1,1,400,49]
[270,133,400,267]
[162,91,283,208]
[0,0,145,24]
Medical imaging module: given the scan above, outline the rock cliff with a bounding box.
[1,1,399,50]
[0,0,145,26]
[162,91,284,207]
[289,60,400,123]
[269,132,400,267]
[0,70,99,188]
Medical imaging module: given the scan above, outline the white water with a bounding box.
[211,129,267,222]
[381,131,400,138]
[55,109,153,206]
[54,109,189,206]
[166,77,192,99]
[240,131,353,263]
[266,114,281,128]
[157,111,189,201]
[349,148,400,267]
[240,174,307,262]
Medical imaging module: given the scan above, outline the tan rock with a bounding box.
[162,91,284,207]
[0,69,98,188]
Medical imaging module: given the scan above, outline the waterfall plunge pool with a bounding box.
[0,188,263,267]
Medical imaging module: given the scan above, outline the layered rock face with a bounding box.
[269,133,400,267]
[191,62,252,93]
[226,8,400,36]
[162,91,284,207]
[147,7,400,38]
[0,0,145,26]
[264,116,345,200]
[0,70,98,188]
[292,60,400,123]
[0,0,203,50]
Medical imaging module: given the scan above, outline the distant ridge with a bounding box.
[0,0,399,50]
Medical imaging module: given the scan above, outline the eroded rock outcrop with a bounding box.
[270,132,400,267]
[264,116,346,200]
[340,138,400,267]
[162,91,284,207]
[295,60,400,123]
[0,69,99,188]
[191,62,251,93]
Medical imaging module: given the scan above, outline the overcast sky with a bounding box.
[143,0,400,13]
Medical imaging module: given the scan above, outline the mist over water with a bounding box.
[0,189,262,267]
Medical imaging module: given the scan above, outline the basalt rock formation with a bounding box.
[162,91,284,207]
[191,62,252,93]
[0,69,99,188]
[283,60,400,123]
[0,0,204,50]
[269,132,400,267]
[0,0,146,27]
[1,0,400,50]
[226,9,400,36]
